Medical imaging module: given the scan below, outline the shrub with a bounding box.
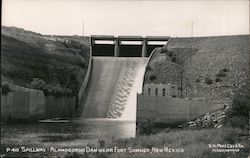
[159,48,166,54]
[98,139,106,148]
[215,77,221,82]
[205,77,213,85]
[226,95,250,129]
[171,56,177,62]
[66,74,78,95]
[79,61,87,68]
[215,70,227,78]
[30,78,46,90]
[226,116,248,129]
[137,119,154,135]
[70,40,83,49]
[222,68,228,72]
[219,127,248,147]
[149,75,156,81]
[1,81,11,95]
[230,95,250,118]
[65,152,82,158]
[215,72,226,78]
[146,65,152,71]
[196,78,200,83]
[30,78,73,96]
[163,128,170,133]
[168,51,173,57]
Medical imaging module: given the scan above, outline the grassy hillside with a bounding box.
[144,35,250,101]
[1,26,90,96]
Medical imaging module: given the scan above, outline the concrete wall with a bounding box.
[45,96,76,118]
[1,89,76,122]
[78,44,92,105]
[143,83,178,97]
[28,89,46,119]
[136,94,224,124]
[1,89,45,122]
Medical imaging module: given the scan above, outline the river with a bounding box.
[1,119,135,157]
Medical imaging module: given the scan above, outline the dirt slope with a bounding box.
[144,35,250,101]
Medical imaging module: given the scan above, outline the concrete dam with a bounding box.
[76,36,169,120]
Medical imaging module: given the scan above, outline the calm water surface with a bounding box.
[1,119,135,157]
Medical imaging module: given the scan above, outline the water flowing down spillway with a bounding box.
[78,57,148,120]
[107,59,148,120]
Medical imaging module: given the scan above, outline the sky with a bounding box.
[2,0,250,37]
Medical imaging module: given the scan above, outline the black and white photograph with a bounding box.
[1,0,250,157]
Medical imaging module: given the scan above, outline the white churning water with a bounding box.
[80,57,148,120]
[106,58,148,120]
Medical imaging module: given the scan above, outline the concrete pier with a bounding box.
[91,35,170,57]
[142,38,147,57]
[114,38,120,57]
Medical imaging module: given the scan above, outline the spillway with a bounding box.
[78,57,148,120]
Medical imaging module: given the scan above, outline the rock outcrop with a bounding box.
[179,104,230,129]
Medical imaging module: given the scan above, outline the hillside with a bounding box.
[144,35,250,101]
[1,26,90,96]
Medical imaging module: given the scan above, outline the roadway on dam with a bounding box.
[78,57,148,119]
